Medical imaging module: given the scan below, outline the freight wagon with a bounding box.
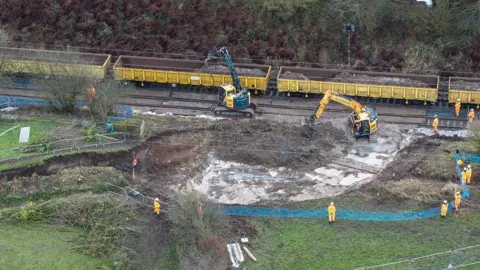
[112,56,272,93]
[448,77,480,108]
[0,47,111,79]
[277,67,439,104]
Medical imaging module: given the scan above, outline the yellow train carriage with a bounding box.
[113,56,272,93]
[0,47,111,79]
[277,67,439,103]
[448,77,480,108]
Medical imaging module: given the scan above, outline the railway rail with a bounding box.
[0,86,472,131]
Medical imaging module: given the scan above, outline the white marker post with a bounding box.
[18,127,30,143]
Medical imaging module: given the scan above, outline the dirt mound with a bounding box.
[327,72,430,88]
[376,138,457,182]
[195,65,266,77]
[451,80,480,91]
[210,119,349,169]
[280,71,309,80]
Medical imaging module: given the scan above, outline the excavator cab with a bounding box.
[206,46,256,118]
[350,108,377,139]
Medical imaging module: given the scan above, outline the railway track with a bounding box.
[0,86,471,131]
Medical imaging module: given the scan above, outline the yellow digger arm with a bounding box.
[311,89,363,121]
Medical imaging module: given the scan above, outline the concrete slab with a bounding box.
[330,159,381,174]
[171,92,217,102]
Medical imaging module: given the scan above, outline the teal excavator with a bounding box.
[205,46,256,117]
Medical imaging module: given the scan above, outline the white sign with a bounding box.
[18,127,30,143]
[190,76,200,81]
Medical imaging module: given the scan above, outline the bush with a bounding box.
[18,133,57,153]
[168,191,228,269]
[1,202,45,223]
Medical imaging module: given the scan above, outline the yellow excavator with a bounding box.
[301,89,378,142]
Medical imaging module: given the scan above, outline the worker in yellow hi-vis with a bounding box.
[455,99,461,118]
[328,202,336,223]
[461,167,468,185]
[153,198,160,216]
[468,109,475,124]
[432,115,439,134]
[441,200,448,217]
[467,164,472,185]
[454,192,461,214]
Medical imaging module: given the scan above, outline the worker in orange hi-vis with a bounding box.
[153,198,160,216]
[432,115,439,133]
[441,200,448,217]
[461,167,468,185]
[468,109,475,124]
[454,191,461,214]
[467,164,472,185]
[328,202,336,223]
[455,99,461,117]
[198,201,204,215]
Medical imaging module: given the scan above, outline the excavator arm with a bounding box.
[205,46,243,93]
[309,89,363,121]
[302,89,374,138]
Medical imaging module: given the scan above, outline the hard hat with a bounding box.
[457,98,461,101]
[471,109,474,111]
[464,167,467,171]
[330,202,334,205]
[468,165,471,168]
[444,200,448,203]
[434,115,438,118]
[456,191,460,195]
[155,198,159,201]
[457,160,463,165]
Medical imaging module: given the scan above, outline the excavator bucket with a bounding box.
[300,118,314,138]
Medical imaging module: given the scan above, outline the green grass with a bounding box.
[243,211,480,270]
[0,223,106,270]
[0,119,59,159]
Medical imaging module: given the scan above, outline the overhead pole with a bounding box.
[343,24,355,68]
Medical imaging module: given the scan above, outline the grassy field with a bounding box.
[0,119,59,159]
[242,211,480,270]
[0,224,106,270]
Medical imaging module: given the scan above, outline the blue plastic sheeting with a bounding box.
[0,95,133,118]
[221,205,452,221]
[220,152,477,221]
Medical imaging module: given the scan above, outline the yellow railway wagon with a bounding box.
[448,77,480,107]
[277,67,439,102]
[0,47,111,79]
[113,56,272,92]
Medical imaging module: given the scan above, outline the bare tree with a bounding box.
[89,78,123,121]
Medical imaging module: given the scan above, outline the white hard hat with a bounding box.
[456,191,460,195]
[330,202,334,205]
[464,167,467,170]
[434,115,438,118]
[457,98,461,101]
[444,200,448,203]
[471,108,474,111]
[468,165,471,168]
[155,198,159,201]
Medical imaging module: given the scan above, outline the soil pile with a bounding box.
[451,80,480,91]
[328,72,430,88]
[210,119,348,169]
[195,65,266,77]
[280,71,309,80]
